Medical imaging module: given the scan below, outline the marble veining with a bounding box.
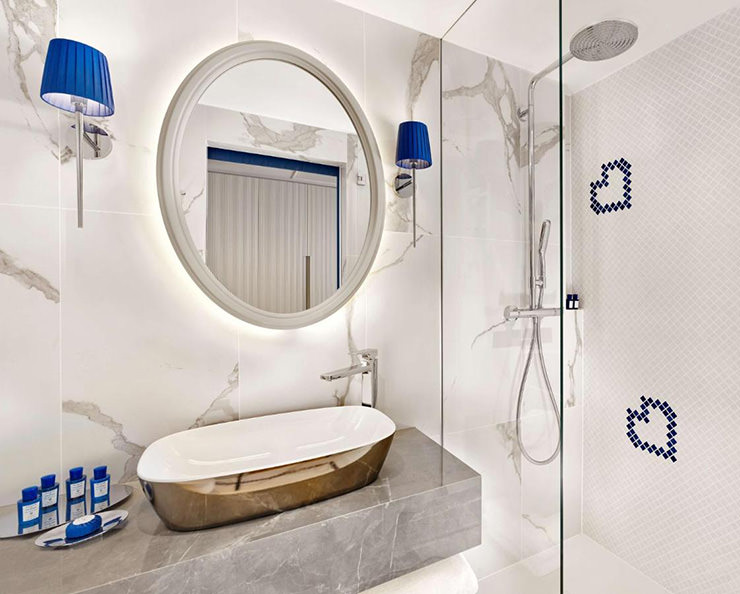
[0,249,59,302]
[443,58,522,211]
[470,317,511,350]
[385,187,434,237]
[181,187,204,216]
[385,33,440,235]
[522,513,555,545]
[188,362,239,429]
[370,231,430,277]
[524,123,560,166]
[63,364,240,482]
[333,298,359,407]
[0,0,62,160]
[241,113,322,153]
[443,58,560,214]
[407,34,439,119]
[496,420,521,481]
[61,401,146,483]
[566,312,581,408]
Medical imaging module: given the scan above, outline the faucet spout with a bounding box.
[320,363,369,381]
[320,349,378,408]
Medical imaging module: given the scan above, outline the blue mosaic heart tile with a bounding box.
[589,158,632,215]
[626,395,678,463]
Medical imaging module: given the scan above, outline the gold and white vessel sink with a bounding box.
[137,406,396,531]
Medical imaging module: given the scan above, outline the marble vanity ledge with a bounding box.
[0,428,480,594]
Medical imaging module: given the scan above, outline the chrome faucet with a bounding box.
[320,349,378,408]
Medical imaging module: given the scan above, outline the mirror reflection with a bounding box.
[178,60,371,314]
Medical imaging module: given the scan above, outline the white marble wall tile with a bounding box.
[60,211,239,483]
[203,106,351,165]
[238,292,366,418]
[359,15,441,440]
[238,0,365,103]
[441,37,565,584]
[56,0,237,215]
[0,205,60,505]
[520,407,581,559]
[363,15,441,235]
[364,232,441,440]
[230,3,441,437]
[446,423,521,580]
[0,0,59,208]
[0,0,446,506]
[442,236,561,433]
[442,42,527,242]
[0,0,60,506]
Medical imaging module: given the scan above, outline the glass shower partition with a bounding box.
[440,2,564,592]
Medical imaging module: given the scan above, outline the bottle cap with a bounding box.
[21,486,39,502]
[93,466,107,480]
[69,467,84,480]
[40,474,56,489]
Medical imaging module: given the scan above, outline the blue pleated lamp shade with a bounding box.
[395,121,432,169]
[40,38,114,117]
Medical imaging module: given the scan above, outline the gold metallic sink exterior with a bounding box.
[140,433,394,531]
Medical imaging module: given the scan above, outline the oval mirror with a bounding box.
[158,42,384,329]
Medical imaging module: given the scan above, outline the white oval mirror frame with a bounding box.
[158,41,385,329]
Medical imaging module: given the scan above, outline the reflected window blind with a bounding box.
[207,171,337,313]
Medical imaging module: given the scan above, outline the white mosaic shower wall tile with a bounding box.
[0,0,441,503]
[572,7,740,594]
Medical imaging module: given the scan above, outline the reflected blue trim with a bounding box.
[208,147,339,177]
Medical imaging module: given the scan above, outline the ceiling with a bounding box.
[334,0,740,92]
[330,0,475,38]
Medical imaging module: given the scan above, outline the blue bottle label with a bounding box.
[41,488,58,508]
[69,480,85,499]
[92,480,109,499]
[21,501,40,523]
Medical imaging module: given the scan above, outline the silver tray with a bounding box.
[0,484,133,539]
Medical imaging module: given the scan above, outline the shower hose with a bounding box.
[514,269,562,466]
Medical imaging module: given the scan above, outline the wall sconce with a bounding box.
[394,121,431,247]
[40,38,115,228]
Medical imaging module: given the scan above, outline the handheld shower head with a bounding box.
[538,220,551,255]
[536,220,551,293]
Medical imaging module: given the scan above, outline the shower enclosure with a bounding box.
[440,1,740,593]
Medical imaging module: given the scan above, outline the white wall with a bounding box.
[0,0,441,504]
[571,7,740,593]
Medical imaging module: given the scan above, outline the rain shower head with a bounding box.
[569,20,639,62]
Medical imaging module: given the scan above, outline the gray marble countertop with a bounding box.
[0,428,480,594]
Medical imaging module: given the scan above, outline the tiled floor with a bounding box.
[477,535,673,594]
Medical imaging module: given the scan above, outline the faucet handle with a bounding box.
[352,348,378,361]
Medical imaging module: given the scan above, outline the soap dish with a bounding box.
[34,510,127,548]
